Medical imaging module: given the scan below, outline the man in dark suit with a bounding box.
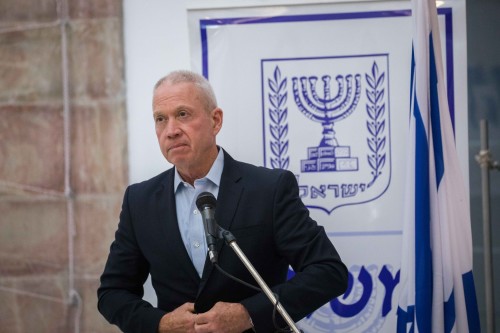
[98,70,348,333]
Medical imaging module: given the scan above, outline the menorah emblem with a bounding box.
[292,74,361,172]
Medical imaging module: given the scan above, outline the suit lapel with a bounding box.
[155,169,201,285]
[198,151,243,294]
[215,151,243,232]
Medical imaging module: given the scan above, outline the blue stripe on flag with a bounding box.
[463,271,481,332]
[397,306,415,333]
[429,34,445,186]
[409,47,416,123]
[414,81,433,332]
[444,290,456,333]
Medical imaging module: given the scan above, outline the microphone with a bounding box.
[195,192,219,264]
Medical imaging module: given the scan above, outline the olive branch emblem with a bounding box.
[365,61,387,187]
[268,66,290,169]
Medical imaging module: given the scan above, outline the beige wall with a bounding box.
[0,0,127,332]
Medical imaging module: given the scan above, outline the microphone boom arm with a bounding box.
[219,229,302,333]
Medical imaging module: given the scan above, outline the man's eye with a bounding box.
[155,116,165,123]
[178,111,188,118]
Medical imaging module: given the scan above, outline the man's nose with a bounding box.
[164,120,181,138]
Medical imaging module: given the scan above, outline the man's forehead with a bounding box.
[153,103,193,114]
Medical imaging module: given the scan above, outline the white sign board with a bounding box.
[188,2,467,331]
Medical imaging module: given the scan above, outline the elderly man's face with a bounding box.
[153,82,222,177]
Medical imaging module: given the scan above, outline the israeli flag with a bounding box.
[396,0,481,332]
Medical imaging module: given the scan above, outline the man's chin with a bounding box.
[165,153,188,167]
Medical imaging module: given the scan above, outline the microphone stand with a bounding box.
[218,228,302,333]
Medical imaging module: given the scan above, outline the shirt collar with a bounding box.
[174,147,224,191]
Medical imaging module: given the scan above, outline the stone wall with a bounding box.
[0,1,127,332]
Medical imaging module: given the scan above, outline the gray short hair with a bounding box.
[153,70,218,112]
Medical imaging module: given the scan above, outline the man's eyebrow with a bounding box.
[152,110,166,119]
[174,105,192,111]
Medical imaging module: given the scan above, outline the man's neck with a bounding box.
[177,147,220,186]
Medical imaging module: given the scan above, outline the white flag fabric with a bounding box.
[396,0,481,331]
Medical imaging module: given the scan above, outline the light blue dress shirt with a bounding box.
[174,149,224,277]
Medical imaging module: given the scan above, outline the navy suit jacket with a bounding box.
[98,150,348,333]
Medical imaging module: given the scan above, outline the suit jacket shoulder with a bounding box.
[127,168,173,198]
[221,150,293,190]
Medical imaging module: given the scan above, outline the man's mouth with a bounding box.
[168,144,187,152]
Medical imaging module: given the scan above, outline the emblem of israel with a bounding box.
[262,55,391,213]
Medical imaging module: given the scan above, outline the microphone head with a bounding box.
[196,191,217,210]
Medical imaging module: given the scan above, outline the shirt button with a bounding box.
[193,241,200,248]
[193,210,198,215]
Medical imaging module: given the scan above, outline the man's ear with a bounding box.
[212,108,223,134]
